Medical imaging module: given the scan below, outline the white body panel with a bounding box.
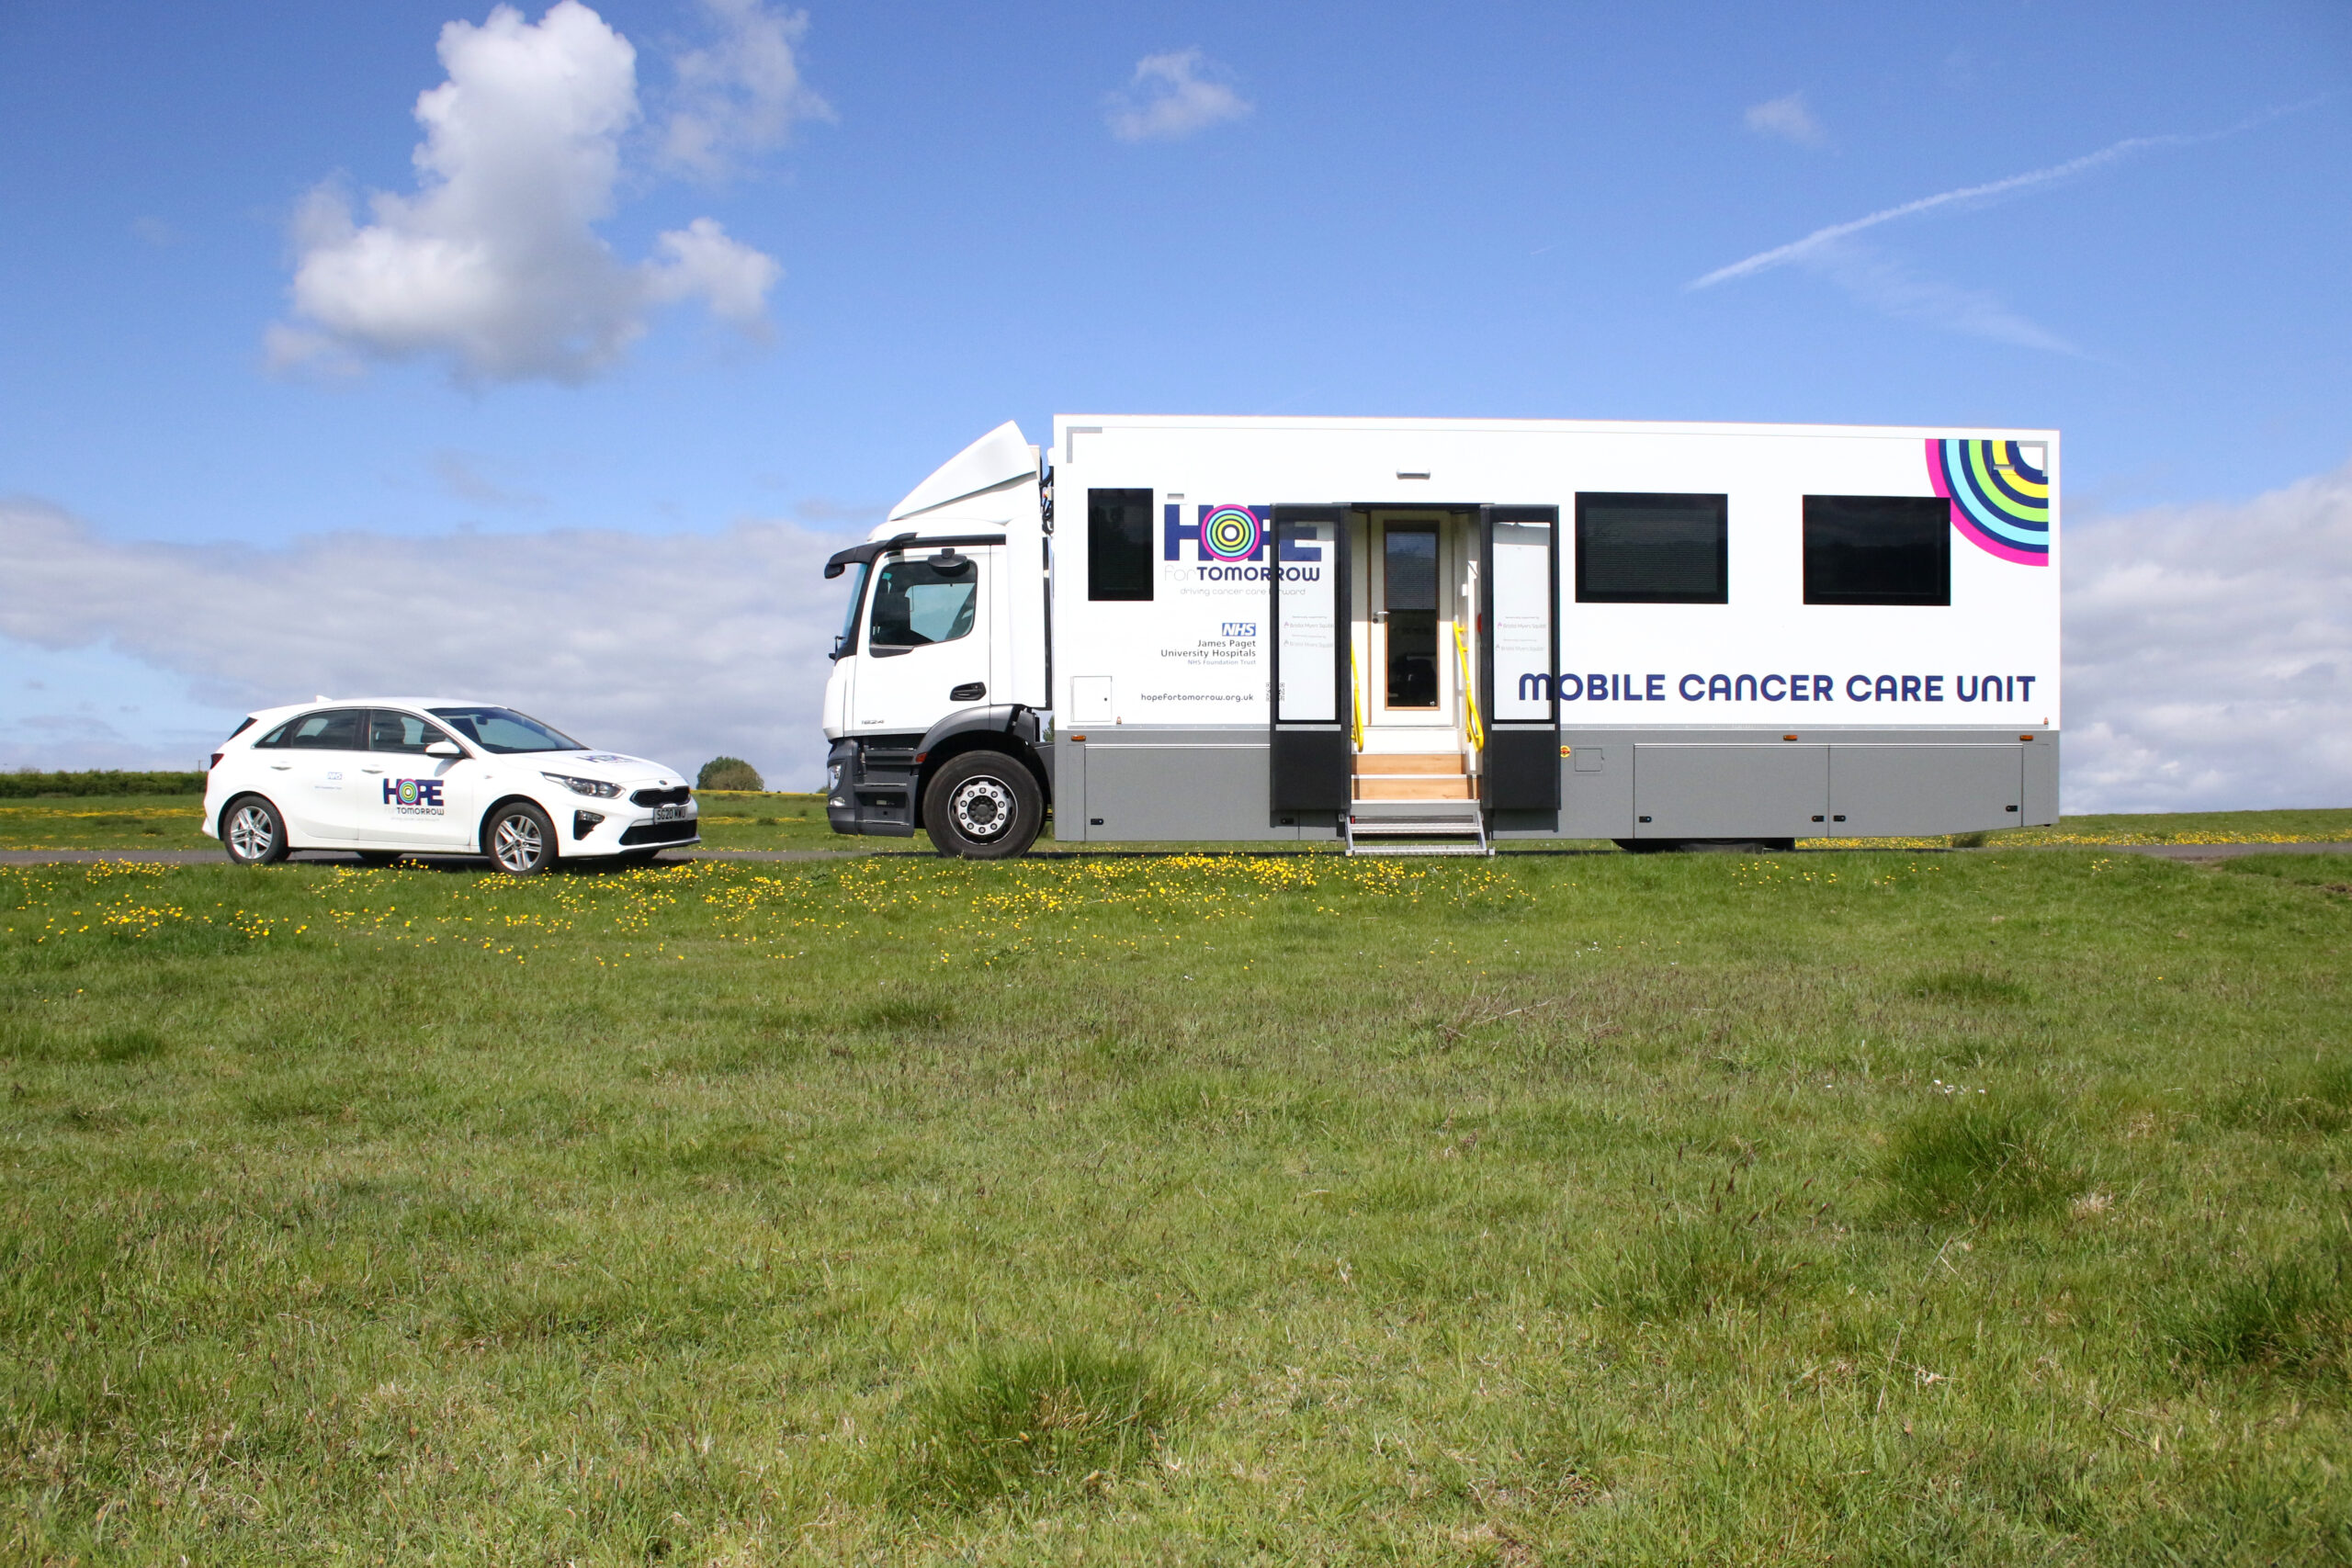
[1049,415,2060,732]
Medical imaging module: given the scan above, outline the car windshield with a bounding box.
[427,705,582,754]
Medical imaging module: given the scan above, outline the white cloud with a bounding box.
[0,499,857,787]
[645,216,782,333]
[274,1,787,385]
[1745,92,1826,149]
[659,0,832,180]
[1107,49,1251,143]
[2064,460,2352,812]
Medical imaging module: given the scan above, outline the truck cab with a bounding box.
[821,422,1054,856]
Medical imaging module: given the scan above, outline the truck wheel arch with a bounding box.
[910,707,1050,831]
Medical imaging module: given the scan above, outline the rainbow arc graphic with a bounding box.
[1928,439,2050,565]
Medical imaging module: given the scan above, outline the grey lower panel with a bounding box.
[1561,742,1633,839]
[1828,746,2022,836]
[1634,746,1827,840]
[1058,727,2058,843]
[1564,728,2059,841]
[1058,731,1306,841]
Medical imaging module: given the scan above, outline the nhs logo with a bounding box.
[1221,621,1258,638]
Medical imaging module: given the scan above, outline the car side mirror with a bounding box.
[424,740,461,758]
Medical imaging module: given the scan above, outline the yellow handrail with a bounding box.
[1351,655,1365,750]
[1452,620,1485,753]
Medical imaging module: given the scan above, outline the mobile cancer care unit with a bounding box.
[820,415,2058,857]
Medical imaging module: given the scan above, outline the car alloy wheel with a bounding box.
[223,796,288,864]
[489,805,554,874]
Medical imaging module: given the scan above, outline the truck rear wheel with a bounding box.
[923,751,1042,860]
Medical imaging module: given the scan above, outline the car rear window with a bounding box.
[254,708,367,750]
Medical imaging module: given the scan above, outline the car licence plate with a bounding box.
[651,804,687,823]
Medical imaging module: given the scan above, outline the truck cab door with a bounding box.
[849,547,994,733]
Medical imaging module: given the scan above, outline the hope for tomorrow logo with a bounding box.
[383,778,446,812]
[1161,505,1324,577]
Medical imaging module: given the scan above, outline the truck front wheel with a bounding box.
[924,751,1043,860]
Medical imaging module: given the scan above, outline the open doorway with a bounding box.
[1351,508,1477,801]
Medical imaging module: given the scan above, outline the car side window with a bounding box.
[868,556,978,649]
[368,710,455,754]
[267,708,368,750]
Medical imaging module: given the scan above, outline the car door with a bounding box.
[360,709,479,848]
[849,547,993,732]
[272,708,371,841]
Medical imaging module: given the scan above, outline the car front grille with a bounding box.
[619,819,699,845]
[630,785,691,807]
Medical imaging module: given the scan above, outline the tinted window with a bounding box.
[869,558,978,648]
[427,706,582,753]
[368,710,457,754]
[258,708,367,750]
[1088,488,1154,602]
[1804,496,1951,606]
[1576,493,1728,604]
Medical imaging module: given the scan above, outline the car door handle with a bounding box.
[270,763,291,771]
[361,767,384,774]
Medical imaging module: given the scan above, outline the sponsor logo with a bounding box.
[384,778,447,814]
[1160,504,1326,579]
[1221,621,1258,637]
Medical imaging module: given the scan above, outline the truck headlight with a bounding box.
[542,772,621,798]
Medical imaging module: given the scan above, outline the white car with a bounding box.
[203,698,699,874]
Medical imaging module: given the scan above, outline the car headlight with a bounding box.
[541,772,621,798]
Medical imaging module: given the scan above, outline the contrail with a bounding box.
[1688,100,2324,291]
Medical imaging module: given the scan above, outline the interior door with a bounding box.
[1480,505,1562,811]
[1371,516,1452,730]
[848,547,993,733]
[1269,505,1351,813]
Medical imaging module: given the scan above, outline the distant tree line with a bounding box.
[0,769,209,797]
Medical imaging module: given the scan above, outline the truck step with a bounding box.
[1349,842,1494,856]
[1343,806,1492,857]
[1354,777,1476,800]
[1351,753,1466,775]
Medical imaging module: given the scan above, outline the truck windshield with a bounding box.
[834,561,869,657]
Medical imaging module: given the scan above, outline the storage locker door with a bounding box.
[1481,505,1561,812]
[1270,505,1351,813]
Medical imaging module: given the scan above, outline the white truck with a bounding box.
[820,415,2059,858]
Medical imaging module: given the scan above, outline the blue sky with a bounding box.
[2,0,2348,801]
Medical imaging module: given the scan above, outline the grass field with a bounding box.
[3,792,2348,858]
[6,843,2351,1562]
